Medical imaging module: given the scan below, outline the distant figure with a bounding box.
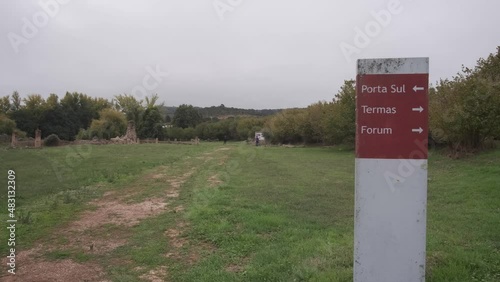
[223,135,228,145]
[255,136,260,146]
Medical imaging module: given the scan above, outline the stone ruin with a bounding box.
[110,121,138,144]
[9,129,42,148]
[11,132,16,147]
[34,129,42,148]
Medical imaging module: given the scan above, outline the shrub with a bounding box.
[89,109,127,139]
[0,114,16,135]
[76,128,90,140]
[44,134,61,147]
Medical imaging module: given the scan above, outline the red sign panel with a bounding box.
[356,73,428,159]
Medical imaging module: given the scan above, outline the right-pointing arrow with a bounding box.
[412,106,424,113]
[413,85,425,92]
[412,127,423,134]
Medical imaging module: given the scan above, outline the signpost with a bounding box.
[354,58,429,282]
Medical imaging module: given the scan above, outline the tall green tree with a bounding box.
[113,94,144,127]
[59,92,104,140]
[138,94,165,139]
[173,104,202,129]
[0,96,10,114]
[430,47,500,150]
[140,107,164,139]
[144,93,163,108]
[9,94,46,137]
[329,79,356,145]
[10,91,21,111]
[40,101,74,140]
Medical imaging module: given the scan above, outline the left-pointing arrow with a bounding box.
[412,127,423,134]
[413,86,425,92]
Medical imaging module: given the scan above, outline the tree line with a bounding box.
[0,91,265,142]
[1,47,498,152]
[162,104,280,119]
[0,93,165,141]
[262,47,500,151]
[429,47,500,152]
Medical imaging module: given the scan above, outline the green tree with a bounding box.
[89,108,127,139]
[144,93,163,109]
[328,79,356,145]
[236,117,266,140]
[430,47,500,151]
[0,96,10,114]
[140,107,164,139]
[23,94,46,110]
[173,104,202,128]
[113,94,144,127]
[0,114,16,135]
[11,91,21,111]
[40,102,74,140]
[9,94,46,137]
[262,80,355,145]
[302,102,329,144]
[165,115,172,123]
[138,94,165,139]
[59,92,105,140]
[46,94,59,109]
[265,109,306,144]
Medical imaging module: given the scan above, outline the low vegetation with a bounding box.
[0,143,498,281]
[43,133,60,147]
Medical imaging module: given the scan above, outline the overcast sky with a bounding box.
[1,0,499,109]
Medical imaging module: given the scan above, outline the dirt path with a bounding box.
[2,146,232,282]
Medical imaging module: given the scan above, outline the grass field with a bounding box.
[0,143,499,281]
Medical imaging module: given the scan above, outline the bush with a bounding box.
[76,128,90,140]
[429,47,500,152]
[44,134,61,147]
[0,114,17,135]
[89,109,127,139]
[262,80,355,146]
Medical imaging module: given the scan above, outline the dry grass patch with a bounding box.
[139,266,168,282]
[208,174,223,187]
[2,246,108,282]
[69,198,168,231]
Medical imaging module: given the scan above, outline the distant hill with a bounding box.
[161,104,282,118]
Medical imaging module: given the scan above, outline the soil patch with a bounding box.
[69,198,168,231]
[208,174,223,187]
[139,266,168,282]
[2,246,107,282]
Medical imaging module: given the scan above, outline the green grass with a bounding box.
[176,145,499,281]
[426,150,500,281]
[1,143,499,281]
[177,146,355,281]
[0,143,215,253]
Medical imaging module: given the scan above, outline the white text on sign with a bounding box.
[361,105,396,114]
[361,84,406,94]
[360,126,393,135]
